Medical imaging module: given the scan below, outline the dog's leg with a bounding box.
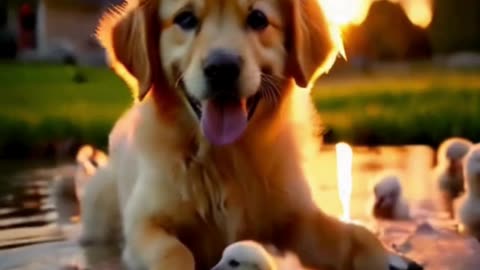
[284,211,389,270]
[122,188,195,270]
[348,223,390,270]
[80,166,121,245]
[122,224,195,270]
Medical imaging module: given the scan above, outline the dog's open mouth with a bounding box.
[184,89,261,146]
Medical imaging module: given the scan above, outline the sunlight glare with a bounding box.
[319,0,433,29]
[336,142,353,222]
[399,0,433,28]
[319,0,372,27]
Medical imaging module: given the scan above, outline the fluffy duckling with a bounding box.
[434,137,473,217]
[213,241,419,270]
[74,144,108,202]
[211,241,310,270]
[51,145,109,224]
[455,143,480,241]
[371,174,410,220]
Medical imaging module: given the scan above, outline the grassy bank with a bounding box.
[313,69,480,146]
[0,62,479,158]
[0,62,130,158]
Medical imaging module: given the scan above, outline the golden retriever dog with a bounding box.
[80,0,390,269]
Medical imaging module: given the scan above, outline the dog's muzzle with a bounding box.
[202,49,242,98]
[180,50,263,146]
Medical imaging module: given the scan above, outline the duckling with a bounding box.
[212,241,309,270]
[213,241,420,270]
[434,137,473,217]
[455,143,480,241]
[371,174,410,220]
[74,145,108,202]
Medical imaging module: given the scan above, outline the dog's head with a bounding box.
[98,0,338,146]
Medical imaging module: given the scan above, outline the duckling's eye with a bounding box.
[228,259,240,268]
[174,11,198,31]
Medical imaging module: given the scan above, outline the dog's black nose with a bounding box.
[203,50,242,95]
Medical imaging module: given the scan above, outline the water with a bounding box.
[0,160,57,197]
[0,146,437,238]
[311,145,436,220]
[0,146,443,269]
[0,159,77,246]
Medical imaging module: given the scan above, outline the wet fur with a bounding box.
[80,0,389,269]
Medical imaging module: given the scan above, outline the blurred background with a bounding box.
[0,0,479,162]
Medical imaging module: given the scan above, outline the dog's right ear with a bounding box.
[287,0,339,89]
[97,1,154,101]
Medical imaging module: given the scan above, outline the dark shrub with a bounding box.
[72,70,88,84]
[64,54,77,66]
[344,0,432,62]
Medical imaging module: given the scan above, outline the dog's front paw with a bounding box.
[121,242,195,270]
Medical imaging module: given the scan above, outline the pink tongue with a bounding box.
[201,99,248,146]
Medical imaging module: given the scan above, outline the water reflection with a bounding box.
[0,145,436,269]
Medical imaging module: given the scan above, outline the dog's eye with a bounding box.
[174,11,198,30]
[246,9,269,31]
[228,259,240,268]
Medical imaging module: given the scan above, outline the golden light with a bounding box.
[319,0,433,29]
[336,142,353,222]
[320,0,372,27]
[398,0,433,28]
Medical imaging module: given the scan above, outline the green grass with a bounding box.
[0,62,131,158]
[312,69,480,146]
[0,62,479,158]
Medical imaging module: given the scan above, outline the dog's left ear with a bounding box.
[96,0,161,101]
[288,0,337,88]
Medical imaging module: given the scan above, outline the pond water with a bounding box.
[0,146,479,270]
[0,160,60,196]
[0,145,437,232]
[0,159,77,248]
[309,145,436,220]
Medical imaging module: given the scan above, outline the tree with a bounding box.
[344,0,432,61]
[429,0,480,53]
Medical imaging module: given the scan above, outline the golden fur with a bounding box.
[80,0,389,269]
